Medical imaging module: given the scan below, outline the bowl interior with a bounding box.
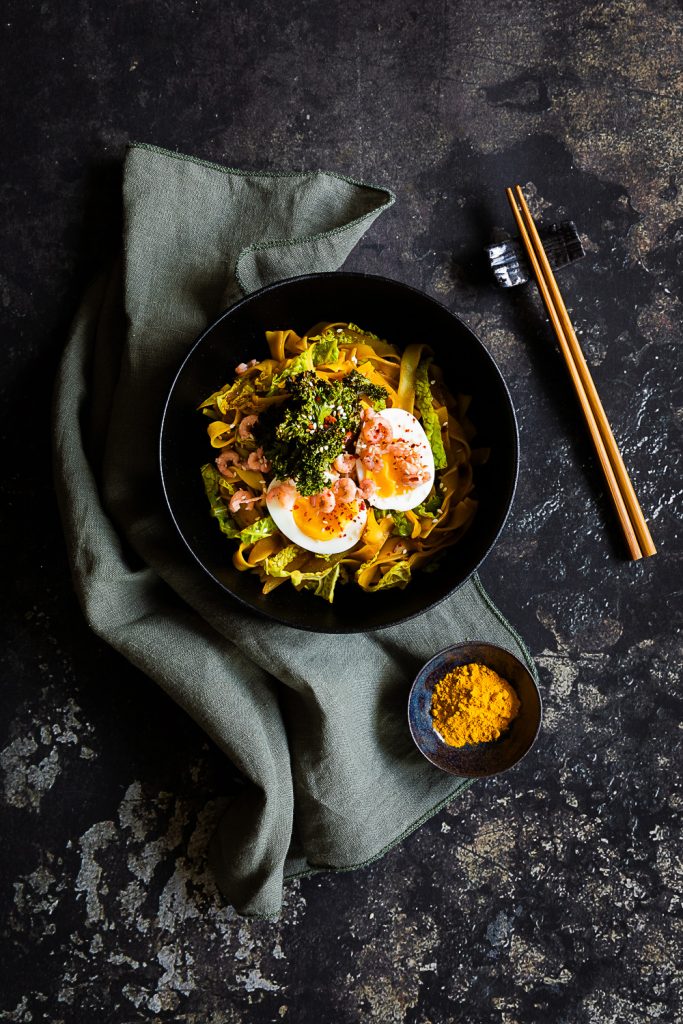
[160,272,519,632]
[408,642,542,776]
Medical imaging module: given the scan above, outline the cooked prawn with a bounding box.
[215,449,241,479]
[333,477,357,503]
[360,446,384,473]
[358,478,377,501]
[394,455,431,486]
[235,358,258,375]
[246,447,271,473]
[361,408,393,446]
[238,414,259,440]
[268,480,297,511]
[228,489,262,514]
[333,453,356,475]
[310,488,336,514]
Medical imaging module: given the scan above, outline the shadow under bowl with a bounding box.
[408,642,542,777]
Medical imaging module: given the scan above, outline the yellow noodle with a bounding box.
[233,544,252,571]
[396,344,425,414]
[265,329,304,360]
[404,510,422,539]
[234,466,264,490]
[208,421,235,447]
[248,537,281,563]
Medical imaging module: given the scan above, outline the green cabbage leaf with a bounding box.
[415,360,447,470]
[238,516,278,545]
[201,464,241,539]
[389,510,413,537]
[262,544,344,603]
[364,560,412,592]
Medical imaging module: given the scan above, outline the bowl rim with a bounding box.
[159,271,520,632]
[407,641,542,776]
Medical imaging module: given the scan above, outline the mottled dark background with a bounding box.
[2,0,682,1021]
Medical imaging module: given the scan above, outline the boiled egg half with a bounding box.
[266,479,367,555]
[356,407,435,512]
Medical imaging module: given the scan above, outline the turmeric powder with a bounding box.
[430,662,520,747]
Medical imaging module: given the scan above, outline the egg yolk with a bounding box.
[364,458,402,499]
[364,449,428,500]
[292,497,363,542]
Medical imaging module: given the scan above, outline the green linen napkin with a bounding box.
[53,143,536,917]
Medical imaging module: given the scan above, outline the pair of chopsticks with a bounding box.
[506,185,656,561]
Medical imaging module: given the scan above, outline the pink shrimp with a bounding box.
[235,358,258,375]
[333,477,357,503]
[238,414,259,440]
[215,449,241,479]
[229,489,261,514]
[359,478,377,501]
[361,408,393,446]
[360,446,384,473]
[310,488,336,514]
[268,480,297,511]
[333,452,356,475]
[246,447,271,473]
[394,455,431,486]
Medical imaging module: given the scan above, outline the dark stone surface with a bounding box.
[2,1,681,1021]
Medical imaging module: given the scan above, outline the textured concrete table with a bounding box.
[2,1,681,1021]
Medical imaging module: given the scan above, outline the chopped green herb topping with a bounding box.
[257,370,387,496]
[342,370,388,409]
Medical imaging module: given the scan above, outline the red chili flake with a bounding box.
[324,415,337,425]
[307,421,315,431]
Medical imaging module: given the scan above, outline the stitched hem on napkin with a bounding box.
[237,778,475,920]
[130,141,397,296]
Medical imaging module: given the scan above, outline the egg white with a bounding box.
[356,407,435,512]
[266,479,367,555]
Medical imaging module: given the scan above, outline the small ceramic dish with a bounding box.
[408,642,542,777]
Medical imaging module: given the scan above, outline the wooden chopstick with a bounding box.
[506,185,656,560]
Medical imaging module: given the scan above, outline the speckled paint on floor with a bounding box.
[1,1,681,1021]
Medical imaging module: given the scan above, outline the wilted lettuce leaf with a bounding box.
[414,492,441,517]
[292,562,342,604]
[269,334,340,390]
[311,333,340,366]
[415,360,447,470]
[364,560,411,592]
[238,516,278,545]
[389,510,413,537]
[262,545,343,603]
[201,464,241,539]
[213,377,257,415]
[270,349,313,389]
[262,545,301,577]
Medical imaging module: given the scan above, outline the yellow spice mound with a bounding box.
[430,662,520,748]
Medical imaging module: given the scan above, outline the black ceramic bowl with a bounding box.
[160,272,518,632]
[408,642,542,776]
